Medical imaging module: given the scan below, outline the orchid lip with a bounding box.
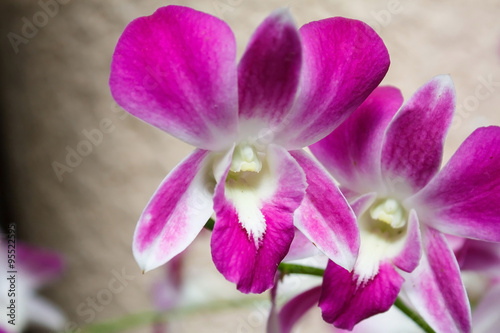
[222,143,274,247]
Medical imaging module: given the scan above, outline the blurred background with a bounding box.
[0,0,499,332]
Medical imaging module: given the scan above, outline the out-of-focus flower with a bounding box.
[0,241,65,333]
[310,76,500,332]
[267,282,322,333]
[151,253,184,333]
[110,5,390,293]
[458,239,500,333]
[267,244,329,333]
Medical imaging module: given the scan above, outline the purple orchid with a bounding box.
[310,76,500,332]
[110,5,389,293]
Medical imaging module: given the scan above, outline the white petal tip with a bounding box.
[432,74,454,88]
[270,8,296,26]
[340,255,358,273]
[133,249,160,274]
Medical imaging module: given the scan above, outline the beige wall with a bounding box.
[0,0,499,332]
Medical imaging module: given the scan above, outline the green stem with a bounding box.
[393,298,436,333]
[204,218,215,231]
[278,262,325,277]
[277,262,435,333]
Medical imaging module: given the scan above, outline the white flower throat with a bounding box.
[225,143,270,247]
[355,197,408,285]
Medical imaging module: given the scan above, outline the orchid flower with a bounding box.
[326,240,500,333]
[110,5,390,293]
[0,242,65,333]
[267,237,500,333]
[310,76,500,332]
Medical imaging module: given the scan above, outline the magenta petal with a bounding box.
[390,209,422,273]
[17,244,64,288]
[277,17,389,149]
[283,228,319,262]
[211,145,306,293]
[110,6,238,150]
[238,9,301,127]
[402,227,471,333]
[409,126,500,241]
[133,149,214,272]
[381,75,455,196]
[319,260,404,330]
[278,286,322,333]
[291,150,359,271]
[349,193,377,217]
[310,86,403,193]
[459,240,500,273]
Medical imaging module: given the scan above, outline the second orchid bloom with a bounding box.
[310,76,500,332]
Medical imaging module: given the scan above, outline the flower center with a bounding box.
[223,143,270,247]
[369,198,406,229]
[229,143,262,173]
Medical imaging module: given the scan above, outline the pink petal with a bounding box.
[319,260,404,330]
[211,145,306,293]
[291,150,359,271]
[381,75,455,196]
[283,228,319,262]
[349,192,377,217]
[277,17,389,149]
[133,149,214,272]
[390,209,422,273]
[110,6,238,150]
[408,126,500,241]
[278,286,322,333]
[237,9,301,128]
[310,86,403,193]
[16,243,64,288]
[402,227,471,333]
[446,234,468,253]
